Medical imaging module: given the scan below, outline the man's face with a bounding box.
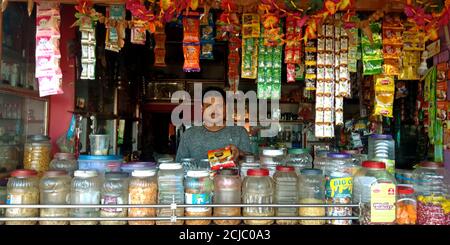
[203,94,226,126]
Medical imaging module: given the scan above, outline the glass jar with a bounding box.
[396,185,417,225]
[312,150,330,170]
[353,161,396,225]
[70,170,101,225]
[100,172,129,225]
[273,165,298,225]
[0,179,7,225]
[185,170,213,225]
[128,169,157,225]
[180,158,196,176]
[157,163,184,225]
[368,134,395,175]
[24,135,52,176]
[395,168,415,185]
[5,169,39,225]
[0,145,19,175]
[240,161,260,180]
[213,169,241,225]
[285,148,313,175]
[413,161,449,225]
[49,153,77,177]
[39,170,71,225]
[298,168,326,225]
[259,148,285,177]
[242,168,274,225]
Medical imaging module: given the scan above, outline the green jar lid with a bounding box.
[288,148,310,155]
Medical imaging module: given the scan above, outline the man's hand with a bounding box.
[229,144,240,162]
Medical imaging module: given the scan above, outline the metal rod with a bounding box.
[0,204,360,208]
[0,216,359,221]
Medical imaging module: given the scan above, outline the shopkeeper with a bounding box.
[175,87,252,162]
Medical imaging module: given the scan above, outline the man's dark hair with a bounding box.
[202,86,226,99]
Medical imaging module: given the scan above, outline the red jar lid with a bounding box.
[419,161,443,168]
[247,168,270,176]
[276,165,295,172]
[11,169,38,177]
[397,186,414,195]
[362,161,385,169]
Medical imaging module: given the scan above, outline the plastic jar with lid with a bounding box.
[298,168,326,225]
[128,169,157,225]
[413,161,449,225]
[100,172,129,225]
[5,169,39,225]
[39,170,71,225]
[180,158,196,176]
[274,165,298,225]
[368,134,395,175]
[240,160,260,180]
[312,150,331,170]
[0,179,7,225]
[396,185,417,225]
[259,148,285,177]
[156,163,184,225]
[353,161,396,225]
[285,148,313,175]
[70,170,101,225]
[24,135,52,176]
[120,161,156,174]
[213,169,241,225]
[242,168,274,225]
[185,170,213,225]
[49,153,78,177]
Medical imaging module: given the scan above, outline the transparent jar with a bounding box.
[285,148,313,175]
[157,163,184,225]
[213,169,241,225]
[368,134,395,174]
[313,150,330,170]
[240,161,260,180]
[396,185,417,225]
[39,170,71,225]
[70,170,101,225]
[413,161,449,225]
[298,168,326,225]
[180,158,196,176]
[128,169,157,225]
[242,168,274,225]
[273,165,298,225]
[100,172,129,225]
[24,135,52,177]
[49,153,78,177]
[185,170,213,225]
[353,161,396,225]
[0,179,7,225]
[5,169,39,225]
[342,150,367,167]
[395,168,415,185]
[259,149,285,177]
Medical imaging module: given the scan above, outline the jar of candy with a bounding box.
[5,170,39,225]
[49,153,77,177]
[298,168,326,225]
[396,185,417,225]
[259,149,285,177]
[129,169,157,225]
[242,168,274,225]
[70,170,101,225]
[39,170,71,225]
[100,172,129,225]
[157,163,184,225]
[213,168,241,225]
[285,148,313,175]
[24,135,52,176]
[185,170,213,225]
[413,161,449,225]
[273,165,298,225]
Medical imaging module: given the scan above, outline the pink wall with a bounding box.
[48,5,76,155]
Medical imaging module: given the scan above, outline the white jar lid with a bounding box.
[159,163,182,170]
[186,170,209,178]
[132,169,156,177]
[262,149,284,157]
[74,170,98,178]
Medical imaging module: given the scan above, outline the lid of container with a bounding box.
[11,169,38,177]
[370,134,393,140]
[159,163,182,170]
[187,170,210,178]
[300,168,322,175]
[131,169,156,177]
[54,153,75,160]
[362,161,386,169]
[218,168,239,176]
[27,135,50,142]
[247,168,270,176]
[288,148,310,155]
[122,162,156,168]
[397,186,414,195]
[43,170,68,177]
[105,172,129,179]
[241,162,260,167]
[180,158,195,162]
[262,148,284,157]
[418,161,444,169]
[78,155,122,161]
[74,170,98,178]
[327,153,351,159]
[243,154,256,162]
[342,150,359,155]
[276,165,295,172]
[157,157,174,163]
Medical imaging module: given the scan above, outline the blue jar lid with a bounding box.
[327,153,351,159]
[300,168,323,175]
[78,155,122,161]
[370,134,393,140]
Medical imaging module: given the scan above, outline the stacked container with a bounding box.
[273,165,298,225]
[157,163,184,225]
[285,148,313,175]
[184,170,213,225]
[39,170,71,225]
[70,170,101,225]
[298,168,326,225]
[368,134,395,175]
[242,168,274,225]
[213,169,242,225]
[49,153,78,177]
[100,172,129,225]
[128,169,157,225]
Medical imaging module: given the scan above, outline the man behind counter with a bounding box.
[175,87,252,163]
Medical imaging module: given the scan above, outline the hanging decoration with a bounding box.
[105,5,126,52]
[183,12,201,72]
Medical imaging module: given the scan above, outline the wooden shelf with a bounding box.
[0,84,44,100]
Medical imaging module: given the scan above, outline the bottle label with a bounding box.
[370,183,396,223]
[101,195,124,212]
[6,194,21,205]
[185,193,211,212]
[326,176,353,199]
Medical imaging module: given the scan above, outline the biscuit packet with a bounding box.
[208,146,236,171]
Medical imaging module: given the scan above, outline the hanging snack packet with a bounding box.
[183,43,201,72]
[200,13,215,60]
[374,76,395,117]
[208,146,236,171]
[183,13,200,43]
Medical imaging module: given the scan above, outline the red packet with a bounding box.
[207,146,236,171]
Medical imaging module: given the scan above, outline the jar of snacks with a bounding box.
[128,169,157,225]
[213,169,242,225]
[157,163,184,225]
[5,169,40,225]
[353,161,396,225]
[274,165,298,225]
[49,153,77,177]
[100,172,129,225]
[285,148,313,175]
[396,185,417,225]
[298,168,326,225]
[242,168,274,225]
[70,170,101,225]
[413,161,450,225]
[24,135,52,176]
[184,170,213,225]
[39,170,71,225]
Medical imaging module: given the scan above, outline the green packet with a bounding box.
[363,59,383,75]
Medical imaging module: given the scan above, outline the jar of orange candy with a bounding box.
[396,185,417,225]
